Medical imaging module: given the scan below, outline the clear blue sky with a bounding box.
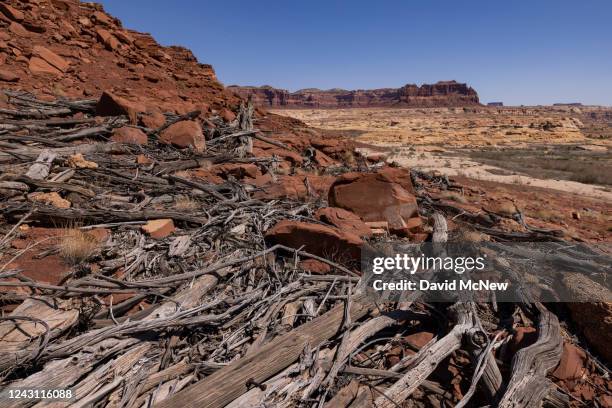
[98,0,611,106]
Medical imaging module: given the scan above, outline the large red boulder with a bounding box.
[315,207,372,238]
[265,220,363,261]
[328,170,419,235]
[159,120,205,151]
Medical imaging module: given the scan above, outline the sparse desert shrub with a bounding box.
[58,229,99,265]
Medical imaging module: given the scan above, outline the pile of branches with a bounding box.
[0,91,609,408]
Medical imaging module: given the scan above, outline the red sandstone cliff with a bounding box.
[228,81,480,108]
[0,0,240,114]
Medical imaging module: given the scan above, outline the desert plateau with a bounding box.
[0,1,610,408]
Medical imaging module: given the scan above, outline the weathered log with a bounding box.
[497,304,563,407]
[2,206,207,225]
[156,294,372,408]
[373,303,476,408]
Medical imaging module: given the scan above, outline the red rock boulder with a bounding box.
[96,91,146,124]
[32,46,70,73]
[328,170,419,235]
[265,220,363,262]
[159,120,205,151]
[0,69,19,82]
[567,302,612,363]
[140,111,166,129]
[315,207,372,238]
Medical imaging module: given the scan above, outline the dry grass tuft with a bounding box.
[494,201,518,216]
[174,195,199,211]
[58,229,99,265]
[342,150,356,167]
[529,209,563,223]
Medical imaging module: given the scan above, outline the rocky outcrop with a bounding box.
[228,81,480,108]
[0,0,240,113]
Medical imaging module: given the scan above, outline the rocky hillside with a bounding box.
[0,0,241,114]
[229,80,480,108]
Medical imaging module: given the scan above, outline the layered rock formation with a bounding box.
[0,0,240,113]
[228,81,480,108]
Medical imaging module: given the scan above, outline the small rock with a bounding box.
[95,28,120,51]
[78,16,92,27]
[315,207,372,238]
[28,192,71,209]
[32,46,70,72]
[142,219,175,239]
[211,163,259,179]
[96,91,146,124]
[404,331,435,349]
[136,154,153,165]
[0,69,19,82]
[9,21,30,37]
[140,111,166,129]
[299,259,332,274]
[552,342,586,381]
[0,3,24,21]
[29,57,62,76]
[265,220,363,261]
[114,30,134,45]
[572,211,580,220]
[92,10,113,27]
[159,120,205,151]
[67,153,98,169]
[111,127,148,145]
[219,108,236,122]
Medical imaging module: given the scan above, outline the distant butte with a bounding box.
[228,80,480,108]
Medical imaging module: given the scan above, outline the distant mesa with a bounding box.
[553,103,583,107]
[228,80,480,108]
[487,102,503,107]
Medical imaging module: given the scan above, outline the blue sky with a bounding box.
[98,0,611,106]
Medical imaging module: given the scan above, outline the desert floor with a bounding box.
[274,106,612,201]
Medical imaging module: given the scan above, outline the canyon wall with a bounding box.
[228,81,480,108]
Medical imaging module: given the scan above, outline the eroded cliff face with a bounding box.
[0,0,241,113]
[228,81,480,108]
